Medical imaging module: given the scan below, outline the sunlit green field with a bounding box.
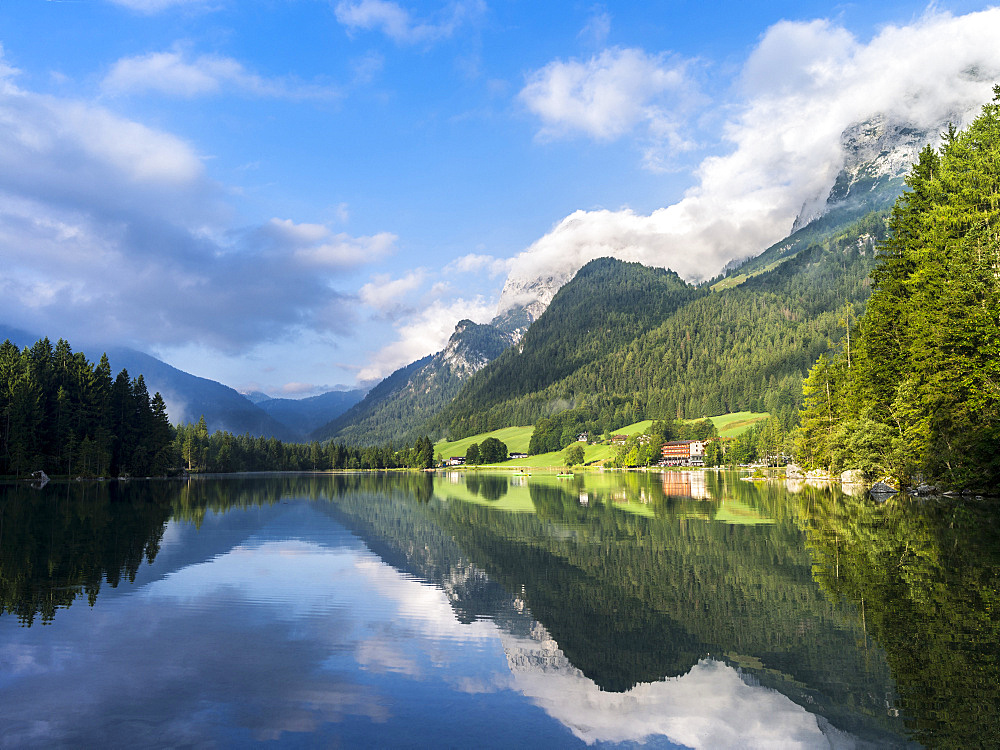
[709,412,770,438]
[434,426,535,461]
[435,414,769,468]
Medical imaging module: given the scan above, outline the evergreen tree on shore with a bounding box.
[0,338,175,477]
[797,90,1000,490]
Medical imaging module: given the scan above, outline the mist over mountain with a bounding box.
[495,111,949,328]
[323,109,929,446]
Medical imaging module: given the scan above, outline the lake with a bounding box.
[0,470,997,748]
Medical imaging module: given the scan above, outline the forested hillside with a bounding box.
[436,211,888,440]
[798,92,1000,490]
[429,258,705,437]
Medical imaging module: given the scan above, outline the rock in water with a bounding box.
[870,480,898,498]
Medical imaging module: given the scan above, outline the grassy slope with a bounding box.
[437,415,769,468]
[710,412,770,438]
[434,426,536,460]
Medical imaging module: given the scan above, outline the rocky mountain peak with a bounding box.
[791,113,948,231]
[435,319,517,380]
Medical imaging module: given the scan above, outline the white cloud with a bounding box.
[335,0,485,45]
[503,638,856,749]
[0,52,391,353]
[293,230,398,269]
[103,48,340,100]
[358,295,495,381]
[501,9,1000,311]
[444,252,511,277]
[578,10,612,49]
[359,269,427,312]
[520,47,693,147]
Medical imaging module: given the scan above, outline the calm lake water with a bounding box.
[1,470,997,748]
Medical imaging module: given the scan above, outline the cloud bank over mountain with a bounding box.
[500,8,1000,314]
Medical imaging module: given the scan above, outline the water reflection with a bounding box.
[0,471,997,748]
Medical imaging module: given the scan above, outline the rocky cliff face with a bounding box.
[791,113,945,231]
[494,271,568,336]
[438,319,516,379]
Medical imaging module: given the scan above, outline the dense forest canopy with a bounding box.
[797,90,1000,490]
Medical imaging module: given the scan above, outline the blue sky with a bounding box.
[1,1,998,396]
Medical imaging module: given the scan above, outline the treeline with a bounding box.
[796,92,1000,490]
[0,335,443,478]
[436,214,886,442]
[173,418,437,472]
[0,338,174,478]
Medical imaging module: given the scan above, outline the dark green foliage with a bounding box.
[465,442,480,465]
[528,408,602,454]
[478,436,508,464]
[802,491,1000,747]
[433,258,703,438]
[797,91,1000,490]
[171,422,439,472]
[0,481,173,625]
[0,338,175,477]
[563,443,585,466]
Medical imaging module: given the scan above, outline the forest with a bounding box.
[6,94,999,489]
[0,337,174,478]
[797,90,1000,490]
[0,335,439,478]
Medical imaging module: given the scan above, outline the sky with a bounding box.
[1,0,999,397]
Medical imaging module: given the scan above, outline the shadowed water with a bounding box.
[0,471,996,748]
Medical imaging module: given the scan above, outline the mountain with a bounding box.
[242,391,273,405]
[430,258,703,438]
[97,347,298,440]
[253,389,367,440]
[496,113,946,327]
[435,209,887,441]
[726,114,942,283]
[312,319,516,446]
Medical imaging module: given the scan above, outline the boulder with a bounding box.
[870,481,898,498]
[785,463,804,479]
[840,469,865,485]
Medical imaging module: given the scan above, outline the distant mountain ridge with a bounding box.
[253,390,367,438]
[312,320,517,446]
[0,325,361,440]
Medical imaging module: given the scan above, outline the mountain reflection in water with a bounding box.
[0,471,996,748]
